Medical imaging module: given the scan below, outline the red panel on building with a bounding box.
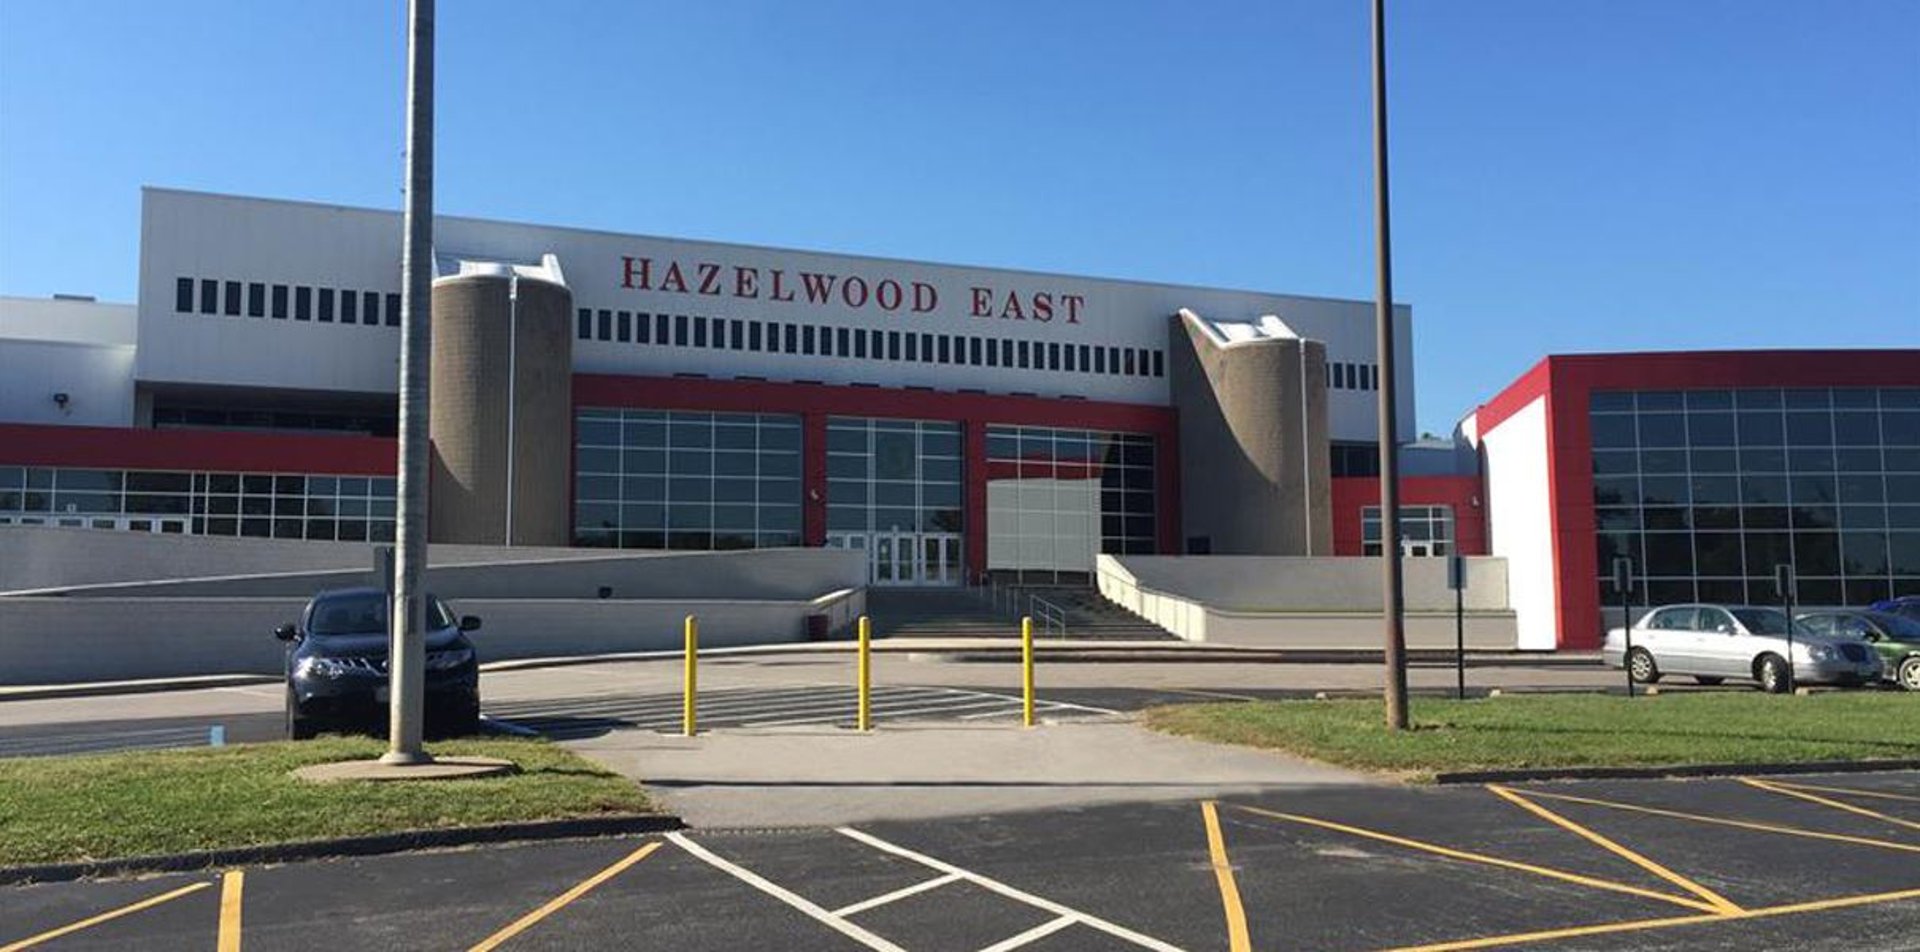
[1329,475,1487,557]
[1474,349,1920,650]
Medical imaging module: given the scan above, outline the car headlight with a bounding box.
[297,657,352,679]
[426,648,475,671]
[1806,644,1836,662]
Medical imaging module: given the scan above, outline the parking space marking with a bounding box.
[1740,777,1920,833]
[217,870,244,952]
[0,881,210,952]
[1487,785,1744,914]
[1378,885,1920,952]
[977,915,1076,952]
[1200,801,1252,952]
[1517,788,1920,853]
[467,840,662,952]
[828,872,964,917]
[665,832,908,952]
[836,826,1189,952]
[1228,803,1723,913]
[1765,780,1920,804]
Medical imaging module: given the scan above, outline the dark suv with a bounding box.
[276,587,482,739]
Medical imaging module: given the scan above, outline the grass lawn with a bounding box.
[0,737,652,867]
[1145,692,1920,780]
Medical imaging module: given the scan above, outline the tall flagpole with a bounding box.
[384,0,435,764]
[1371,0,1410,730]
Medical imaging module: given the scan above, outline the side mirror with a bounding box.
[273,623,299,642]
[458,615,483,632]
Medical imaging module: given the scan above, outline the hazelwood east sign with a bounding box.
[620,255,1089,325]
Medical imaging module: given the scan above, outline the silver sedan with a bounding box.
[1602,604,1883,693]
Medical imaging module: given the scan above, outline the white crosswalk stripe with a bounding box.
[485,684,1116,735]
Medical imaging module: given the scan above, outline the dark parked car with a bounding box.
[1798,609,1920,692]
[1869,595,1920,623]
[276,587,482,739]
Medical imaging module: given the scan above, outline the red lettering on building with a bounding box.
[800,272,837,304]
[875,279,903,311]
[621,256,652,290]
[696,263,723,295]
[1062,294,1085,324]
[970,287,994,317]
[618,256,1086,327]
[659,261,688,294]
[841,275,869,308]
[1000,291,1026,320]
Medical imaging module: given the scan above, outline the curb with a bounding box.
[0,675,277,703]
[1431,757,1920,785]
[0,813,686,886]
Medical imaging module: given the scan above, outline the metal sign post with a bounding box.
[1447,553,1466,700]
[1613,558,1635,699]
[1775,563,1797,693]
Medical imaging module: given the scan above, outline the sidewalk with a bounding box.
[563,718,1370,828]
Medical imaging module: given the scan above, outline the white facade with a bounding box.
[1477,396,1556,650]
[0,297,137,427]
[131,187,1414,442]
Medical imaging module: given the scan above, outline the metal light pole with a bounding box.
[383,0,435,765]
[1371,0,1410,730]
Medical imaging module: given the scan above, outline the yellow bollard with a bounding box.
[1021,615,1035,728]
[857,615,872,732]
[682,614,698,737]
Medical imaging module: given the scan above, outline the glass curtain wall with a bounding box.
[574,409,802,549]
[1590,387,1920,607]
[1361,505,1455,556]
[0,466,397,541]
[824,418,964,536]
[985,425,1156,582]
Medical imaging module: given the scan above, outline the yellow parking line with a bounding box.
[1766,780,1920,804]
[0,881,211,952]
[1518,789,1920,853]
[1487,785,1744,914]
[1742,778,1920,833]
[217,870,245,952]
[1230,804,1720,914]
[468,841,662,952]
[1200,801,1252,952]
[1377,885,1920,951]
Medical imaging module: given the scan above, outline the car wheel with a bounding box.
[1899,656,1920,693]
[1627,648,1661,684]
[1757,654,1792,694]
[1693,676,1725,686]
[430,698,482,738]
[286,689,318,741]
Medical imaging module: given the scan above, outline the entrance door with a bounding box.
[829,531,963,586]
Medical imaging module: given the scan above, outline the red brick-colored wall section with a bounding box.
[1330,475,1488,557]
[0,423,395,475]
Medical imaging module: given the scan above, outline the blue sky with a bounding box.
[2,0,1915,433]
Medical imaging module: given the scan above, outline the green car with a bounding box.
[1797,610,1920,691]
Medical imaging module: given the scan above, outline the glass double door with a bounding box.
[828,531,963,587]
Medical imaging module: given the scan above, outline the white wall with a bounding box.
[1095,556,1516,649]
[1479,397,1558,649]
[133,188,1409,442]
[0,339,134,426]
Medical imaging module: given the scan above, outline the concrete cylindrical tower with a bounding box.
[429,267,573,546]
[1169,310,1332,556]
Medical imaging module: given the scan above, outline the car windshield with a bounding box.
[1731,608,1812,637]
[309,593,453,635]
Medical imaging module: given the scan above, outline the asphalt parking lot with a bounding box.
[5,770,1916,951]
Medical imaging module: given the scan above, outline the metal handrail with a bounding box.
[1028,593,1069,639]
